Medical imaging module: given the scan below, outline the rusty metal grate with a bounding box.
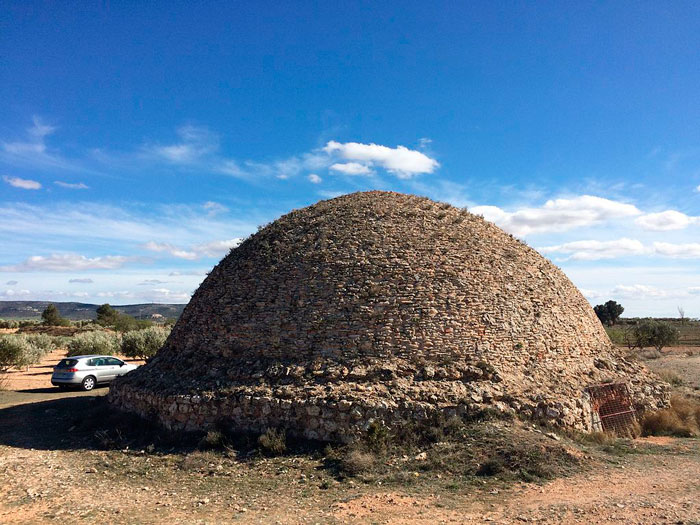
[586,382,637,435]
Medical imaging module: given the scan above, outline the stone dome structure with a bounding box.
[110,191,667,441]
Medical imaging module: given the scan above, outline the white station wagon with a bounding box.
[51,355,138,391]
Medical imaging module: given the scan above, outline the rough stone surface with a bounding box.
[109,191,668,441]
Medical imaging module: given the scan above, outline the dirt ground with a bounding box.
[0,351,698,524]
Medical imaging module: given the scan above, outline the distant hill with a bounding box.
[0,301,186,320]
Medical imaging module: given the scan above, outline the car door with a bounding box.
[109,357,129,378]
[96,357,117,383]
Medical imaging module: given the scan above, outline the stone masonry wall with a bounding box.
[109,191,669,440]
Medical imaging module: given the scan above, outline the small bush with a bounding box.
[120,326,170,359]
[258,428,287,456]
[199,430,226,450]
[341,449,376,475]
[0,319,19,329]
[640,396,700,437]
[67,331,120,357]
[0,335,33,371]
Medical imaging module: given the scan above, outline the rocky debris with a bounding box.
[110,191,668,441]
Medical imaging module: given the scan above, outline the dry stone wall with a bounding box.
[109,191,669,440]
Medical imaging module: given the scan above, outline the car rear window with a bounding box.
[56,359,79,368]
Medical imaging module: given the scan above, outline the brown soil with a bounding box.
[0,355,698,524]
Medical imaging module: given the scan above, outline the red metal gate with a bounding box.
[586,383,637,435]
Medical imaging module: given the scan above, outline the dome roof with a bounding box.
[110,191,667,440]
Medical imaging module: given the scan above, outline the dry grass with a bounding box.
[654,369,685,386]
[640,396,700,437]
[258,427,287,456]
[341,449,377,475]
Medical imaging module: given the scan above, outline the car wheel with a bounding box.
[81,376,96,391]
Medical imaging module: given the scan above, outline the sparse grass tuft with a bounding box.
[199,429,226,450]
[258,428,287,456]
[341,449,377,475]
[655,369,685,386]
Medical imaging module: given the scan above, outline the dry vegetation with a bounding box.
[0,330,699,523]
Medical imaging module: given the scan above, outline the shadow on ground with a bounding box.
[0,395,109,450]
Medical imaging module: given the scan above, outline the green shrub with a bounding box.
[67,331,120,357]
[0,319,19,329]
[632,320,679,351]
[120,326,170,359]
[0,335,34,371]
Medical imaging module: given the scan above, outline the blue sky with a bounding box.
[1,2,700,316]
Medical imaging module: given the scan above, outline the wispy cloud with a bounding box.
[0,202,260,254]
[0,254,134,272]
[68,278,94,283]
[307,173,322,184]
[472,195,641,236]
[142,238,241,260]
[55,181,89,189]
[539,238,646,261]
[0,288,31,298]
[138,279,169,286]
[202,201,228,215]
[142,241,197,260]
[3,175,41,190]
[0,117,88,172]
[145,125,219,164]
[611,284,670,299]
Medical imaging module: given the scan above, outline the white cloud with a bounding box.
[142,241,198,260]
[142,238,241,260]
[539,238,647,261]
[0,288,31,298]
[688,287,700,295]
[471,195,642,236]
[148,288,192,302]
[168,270,206,276]
[579,288,605,299]
[191,238,242,257]
[6,280,18,285]
[54,181,89,189]
[696,184,700,192]
[611,284,669,299]
[0,254,133,272]
[69,278,93,283]
[635,210,698,231]
[652,242,700,259]
[329,162,374,176]
[307,173,322,184]
[324,141,439,178]
[3,175,41,190]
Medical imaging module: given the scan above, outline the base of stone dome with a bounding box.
[108,376,667,442]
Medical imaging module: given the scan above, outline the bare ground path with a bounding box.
[0,354,698,524]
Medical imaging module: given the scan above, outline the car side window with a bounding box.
[107,357,123,366]
[87,358,97,366]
